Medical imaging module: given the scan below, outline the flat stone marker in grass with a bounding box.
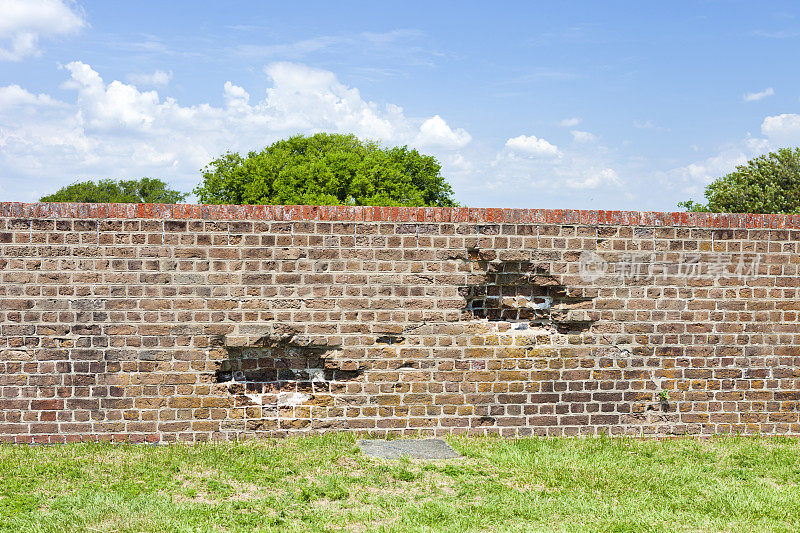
[357,438,462,460]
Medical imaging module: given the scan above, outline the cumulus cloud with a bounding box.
[483,131,621,193]
[504,134,560,157]
[0,84,63,108]
[260,61,402,140]
[126,69,173,87]
[566,167,619,189]
[662,107,800,200]
[558,117,581,127]
[60,61,163,132]
[570,130,597,143]
[223,81,249,108]
[675,111,800,188]
[0,0,85,61]
[761,113,800,143]
[0,60,471,200]
[413,115,471,149]
[445,153,473,173]
[485,132,621,191]
[743,87,775,102]
[665,137,771,199]
[663,108,800,202]
[488,150,620,191]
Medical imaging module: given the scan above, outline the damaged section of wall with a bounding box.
[1,202,799,442]
[461,248,596,333]
[211,327,362,432]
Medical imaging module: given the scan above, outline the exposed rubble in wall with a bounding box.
[210,325,363,431]
[460,248,597,335]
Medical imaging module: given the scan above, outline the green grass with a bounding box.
[2,435,800,532]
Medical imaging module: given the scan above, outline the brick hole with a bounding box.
[461,253,596,333]
[212,337,363,433]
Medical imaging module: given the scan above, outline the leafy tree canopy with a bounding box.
[679,147,800,214]
[193,133,457,207]
[40,178,188,204]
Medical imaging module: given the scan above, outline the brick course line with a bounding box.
[2,202,799,229]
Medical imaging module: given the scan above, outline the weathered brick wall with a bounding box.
[1,202,799,443]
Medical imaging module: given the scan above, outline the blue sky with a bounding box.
[3,0,800,210]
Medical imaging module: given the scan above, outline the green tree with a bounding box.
[679,147,800,213]
[40,178,188,204]
[193,133,457,207]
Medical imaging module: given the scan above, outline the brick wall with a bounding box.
[1,202,799,443]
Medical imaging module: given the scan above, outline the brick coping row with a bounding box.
[1,202,799,229]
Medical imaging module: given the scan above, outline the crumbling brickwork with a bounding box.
[1,202,799,442]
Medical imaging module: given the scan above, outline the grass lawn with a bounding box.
[1,435,800,532]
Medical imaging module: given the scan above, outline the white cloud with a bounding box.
[570,130,597,143]
[414,115,471,149]
[260,61,398,140]
[566,167,619,189]
[666,137,771,198]
[683,157,730,182]
[0,60,471,200]
[485,132,620,192]
[662,109,800,202]
[753,30,800,39]
[223,81,249,108]
[488,149,620,191]
[559,117,581,127]
[743,87,775,102]
[504,134,560,157]
[126,69,173,87]
[663,109,800,199]
[238,29,424,59]
[60,61,161,132]
[632,119,670,132]
[761,113,800,142]
[0,0,85,61]
[441,152,473,174]
[0,84,63,108]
